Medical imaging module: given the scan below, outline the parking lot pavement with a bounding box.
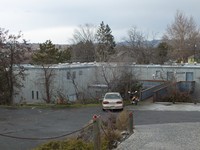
[0,107,103,150]
[117,100,200,150]
[116,122,200,150]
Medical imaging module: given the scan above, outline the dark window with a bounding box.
[79,70,83,75]
[167,72,174,81]
[72,71,76,79]
[67,72,71,79]
[156,70,160,78]
[36,91,39,100]
[32,91,34,99]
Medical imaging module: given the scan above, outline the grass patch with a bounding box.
[0,102,101,109]
[123,99,132,106]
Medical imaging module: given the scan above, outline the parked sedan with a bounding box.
[102,92,123,111]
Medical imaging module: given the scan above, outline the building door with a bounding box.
[167,72,174,81]
[186,72,193,81]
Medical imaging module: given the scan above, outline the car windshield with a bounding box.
[105,94,121,99]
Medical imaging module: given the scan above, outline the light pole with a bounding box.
[194,44,197,62]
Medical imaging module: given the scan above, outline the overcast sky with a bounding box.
[1,0,199,44]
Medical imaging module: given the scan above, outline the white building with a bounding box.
[14,62,200,104]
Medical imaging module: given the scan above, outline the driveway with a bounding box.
[117,101,200,150]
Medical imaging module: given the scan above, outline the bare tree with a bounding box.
[66,69,86,103]
[125,26,157,64]
[71,24,96,44]
[41,66,56,103]
[0,28,30,104]
[71,24,96,62]
[97,63,141,99]
[163,10,200,62]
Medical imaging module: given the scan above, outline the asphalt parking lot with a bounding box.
[1,101,200,150]
[0,107,103,150]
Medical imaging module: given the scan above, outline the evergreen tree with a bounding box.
[32,40,71,64]
[96,21,116,61]
[32,40,71,103]
[72,40,95,62]
[155,42,169,64]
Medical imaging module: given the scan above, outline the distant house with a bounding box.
[109,49,136,63]
[188,55,196,64]
[188,53,200,64]
[109,47,136,64]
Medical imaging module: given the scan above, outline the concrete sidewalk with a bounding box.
[127,100,200,111]
[117,101,200,150]
[135,103,200,111]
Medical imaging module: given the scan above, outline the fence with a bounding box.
[153,85,169,102]
[139,80,165,89]
[0,111,134,149]
[177,81,195,93]
[140,81,169,100]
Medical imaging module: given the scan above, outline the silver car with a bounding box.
[102,92,123,111]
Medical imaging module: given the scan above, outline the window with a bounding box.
[32,91,34,99]
[79,70,83,75]
[186,72,193,81]
[72,71,76,79]
[167,72,174,81]
[36,91,39,100]
[67,72,71,79]
[156,70,161,78]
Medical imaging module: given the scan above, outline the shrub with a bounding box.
[75,99,100,105]
[101,130,121,150]
[34,139,93,150]
[102,113,117,129]
[161,91,192,103]
[116,110,129,131]
[100,113,124,149]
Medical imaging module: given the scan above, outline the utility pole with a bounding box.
[194,44,197,62]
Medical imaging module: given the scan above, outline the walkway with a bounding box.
[117,100,200,150]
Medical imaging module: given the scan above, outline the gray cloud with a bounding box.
[0,0,199,44]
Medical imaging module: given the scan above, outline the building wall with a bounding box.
[14,63,97,103]
[132,64,200,99]
[14,63,200,103]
